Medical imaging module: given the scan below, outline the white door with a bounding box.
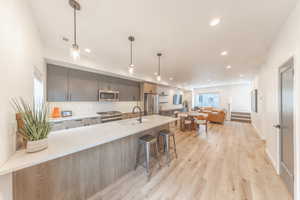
[277,58,294,197]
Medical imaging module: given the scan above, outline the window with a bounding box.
[196,93,220,107]
[34,76,44,106]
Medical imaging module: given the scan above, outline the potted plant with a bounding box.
[12,98,51,153]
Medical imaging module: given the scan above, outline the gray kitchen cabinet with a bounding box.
[98,75,110,91]
[47,64,69,102]
[66,119,86,129]
[98,75,121,91]
[117,79,140,101]
[127,82,140,101]
[69,69,99,101]
[50,116,101,132]
[47,63,141,102]
[88,117,101,125]
[50,121,68,131]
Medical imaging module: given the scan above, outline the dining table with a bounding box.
[178,111,208,131]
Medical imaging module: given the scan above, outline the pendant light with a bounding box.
[69,0,81,60]
[128,36,135,74]
[156,53,162,81]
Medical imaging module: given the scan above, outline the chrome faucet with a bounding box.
[132,105,143,123]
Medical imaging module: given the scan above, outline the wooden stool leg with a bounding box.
[172,135,178,158]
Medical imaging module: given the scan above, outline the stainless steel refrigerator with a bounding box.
[144,94,159,115]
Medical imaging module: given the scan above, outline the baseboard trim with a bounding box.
[265,148,278,174]
[251,123,265,140]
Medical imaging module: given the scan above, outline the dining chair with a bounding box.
[195,115,208,137]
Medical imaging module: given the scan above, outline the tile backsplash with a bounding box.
[48,101,142,116]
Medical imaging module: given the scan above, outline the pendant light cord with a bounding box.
[130,40,133,65]
[74,6,77,46]
[158,55,161,76]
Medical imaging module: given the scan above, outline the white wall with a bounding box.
[0,0,45,199]
[157,86,184,111]
[251,2,300,198]
[251,76,267,140]
[0,0,44,166]
[193,83,252,112]
[183,90,193,110]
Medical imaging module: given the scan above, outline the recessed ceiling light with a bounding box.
[210,18,221,27]
[240,74,244,77]
[226,65,232,69]
[85,48,91,53]
[169,77,173,81]
[221,51,228,56]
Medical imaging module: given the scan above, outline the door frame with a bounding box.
[278,57,295,197]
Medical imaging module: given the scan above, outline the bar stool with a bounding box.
[158,130,178,166]
[184,119,192,131]
[178,113,189,131]
[135,134,161,178]
[174,111,179,127]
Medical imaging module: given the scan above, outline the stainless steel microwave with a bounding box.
[99,90,119,101]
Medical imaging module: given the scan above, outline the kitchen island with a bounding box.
[0,115,176,200]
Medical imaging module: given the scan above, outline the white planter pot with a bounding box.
[26,138,48,153]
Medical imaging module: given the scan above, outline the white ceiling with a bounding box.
[29,0,297,89]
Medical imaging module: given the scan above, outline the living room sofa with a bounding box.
[199,107,226,124]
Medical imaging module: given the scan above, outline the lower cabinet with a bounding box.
[50,116,102,131]
[88,117,102,125]
[50,121,67,131]
[66,119,86,129]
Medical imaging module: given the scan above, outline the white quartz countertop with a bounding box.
[0,115,176,176]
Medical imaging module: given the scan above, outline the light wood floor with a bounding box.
[91,121,291,200]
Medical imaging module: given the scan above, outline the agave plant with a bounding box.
[11,98,51,141]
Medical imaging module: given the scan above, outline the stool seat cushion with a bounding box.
[159,129,170,134]
[160,130,175,136]
[139,134,156,143]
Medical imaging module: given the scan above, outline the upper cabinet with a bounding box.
[69,69,98,101]
[47,64,141,102]
[118,79,140,101]
[143,82,157,94]
[47,64,69,102]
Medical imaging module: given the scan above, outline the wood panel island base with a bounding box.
[13,127,166,200]
[8,116,175,200]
